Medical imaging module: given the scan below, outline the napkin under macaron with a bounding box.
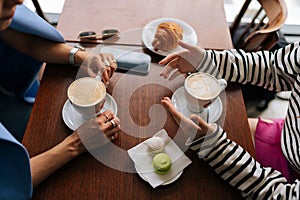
[128,129,192,188]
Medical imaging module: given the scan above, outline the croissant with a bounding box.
[152,22,183,51]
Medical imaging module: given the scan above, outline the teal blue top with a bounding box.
[0,4,65,96]
[10,4,65,42]
[0,123,32,199]
[0,5,66,199]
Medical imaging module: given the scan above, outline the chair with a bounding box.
[31,0,50,23]
[230,0,288,111]
[230,0,287,52]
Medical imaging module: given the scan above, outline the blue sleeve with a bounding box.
[0,123,32,200]
[0,4,65,96]
[9,4,65,43]
[0,40,42,96]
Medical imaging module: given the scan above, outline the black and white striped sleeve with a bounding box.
[191,42,300,199]
[198,40,300,188]
[191,126,300,199]
[197,42,300,92]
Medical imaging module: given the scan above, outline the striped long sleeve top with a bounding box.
[192,42,300,199]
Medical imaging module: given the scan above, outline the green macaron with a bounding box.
[152,153,172,174]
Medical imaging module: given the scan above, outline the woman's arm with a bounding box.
[198,127,300,199]
[162,97,300,199]
[200,42,300,92]
[30,131,84,187]
[29,111,120,187]
[0,28,117,83]
[0,28,77,64]
[160,41,300,92]
[203,43,300,174]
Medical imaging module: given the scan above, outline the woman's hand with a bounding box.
[30,110,120,187]
[76,110,120,153]
[99,53,117,85]
[95,110,120,143]
[82,53,117,86]
[159,40,206,80]
[161,97,214,140]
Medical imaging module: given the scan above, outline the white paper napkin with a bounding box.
[128,129,192,188]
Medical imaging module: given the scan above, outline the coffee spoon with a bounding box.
[206,106,210,123]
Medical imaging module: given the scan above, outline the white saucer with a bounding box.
[62,94,118,131]
[134,165,183,186]
[171,87,222,123]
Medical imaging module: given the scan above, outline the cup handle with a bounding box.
[218,79,227,92]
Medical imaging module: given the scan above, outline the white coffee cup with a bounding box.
[184,72,227,113]
[67,77,106,119]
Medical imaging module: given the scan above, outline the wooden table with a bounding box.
[22,0,255,199]
[57,0,233,50]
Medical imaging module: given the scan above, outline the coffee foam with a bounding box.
[186,74,219,99]
[68,77,105,106]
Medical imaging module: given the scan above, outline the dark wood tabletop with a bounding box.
[22,0,255,199]
[23,60,254,200]
[57,0,233,50]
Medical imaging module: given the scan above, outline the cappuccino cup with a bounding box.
[67,77,106,119]
[184,72,227,113]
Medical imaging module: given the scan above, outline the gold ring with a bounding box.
[104,60,110,66]
[110,120,117,128]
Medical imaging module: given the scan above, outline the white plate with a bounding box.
[171,86,222,123]
[62,94,118,131]
[142,18,198,56]
[134,164,183,186]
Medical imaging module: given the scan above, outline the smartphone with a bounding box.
[101,46,151,74]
